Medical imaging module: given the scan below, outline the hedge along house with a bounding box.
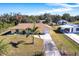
[1,23,49,35]
[58,24,79,33]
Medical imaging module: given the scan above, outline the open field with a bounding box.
[49,25,79,56]
[0,35,44,56]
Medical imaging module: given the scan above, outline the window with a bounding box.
[76,28,79,31]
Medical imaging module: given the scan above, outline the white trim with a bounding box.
[65,33,79,44]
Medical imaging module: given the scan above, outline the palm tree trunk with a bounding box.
[32,35,34,44]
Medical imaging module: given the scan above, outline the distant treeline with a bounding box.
[0,13,79,26]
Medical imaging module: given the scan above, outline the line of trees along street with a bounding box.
[0,13,79,32]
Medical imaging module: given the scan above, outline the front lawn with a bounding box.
[0,35,44,56]
[69,20,79,24]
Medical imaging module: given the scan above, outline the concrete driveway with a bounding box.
[34,33,60,56]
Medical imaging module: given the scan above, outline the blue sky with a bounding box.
[0,3,79,16]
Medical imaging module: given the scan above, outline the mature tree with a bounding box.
[43,13,52,24]
[62,13,71,21]
[52,15,61,24]
[38,15,45,20]
[75,15,79,21]
[28,15,35,23]
[20,15,29,23]
[69,16,75,22]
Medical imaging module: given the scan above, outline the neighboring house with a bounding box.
[58,24,79,33]
[57,19,68,25]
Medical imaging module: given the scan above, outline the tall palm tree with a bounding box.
[26,23,39,44]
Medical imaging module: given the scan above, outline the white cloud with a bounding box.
[44,3,77,15]
[46,3,79,8]
[37,7,72,14]
[57,3,79,8]
[53,7,72,12]
[21,3,74,15]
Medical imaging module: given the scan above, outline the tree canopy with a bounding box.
[0,13,78,26]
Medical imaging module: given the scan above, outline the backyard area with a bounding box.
[49,25,79,56]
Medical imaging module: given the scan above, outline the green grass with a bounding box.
[49,25,79,56]
[69,20,79,24]
[0,35,44,56]
[0,23,14,33]
[76,34,79,36]
[0,23,46,56]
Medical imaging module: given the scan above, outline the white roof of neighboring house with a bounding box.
[58,19,68,22]
[59,24,79,28]
[60,25,73,28]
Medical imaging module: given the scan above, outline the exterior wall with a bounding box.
[60,27,79,33]
[69,28,72,33]
[73,27,79,33]
[73,28,76,33]
[60,27,71,33]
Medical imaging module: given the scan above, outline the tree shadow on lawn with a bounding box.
[9,41,25,48]
[9,40,34,48]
